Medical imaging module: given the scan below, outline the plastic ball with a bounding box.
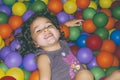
[56,11,70,24]
[69,27,80,41]
[48,0,63,14]
[114,46,120,60]
[30,70,39,80]
[0,62,8,72]
[82,7,96,19]
[96,51,114,68]
[3,0,16,6]
[77,47,94,64]
[5,51,22,68]
[23,1,32,10]
[23,53,37,71]
[0,12,8,24]
[99,0,112,8]
[22,10,34,21]
[82,19,96,33]
[0,76,16,80]
[12,2,27,16]
[59,24,70,39]
[70,45,80,56]
[30,1,46,12]
[110,30,120,46]
[105,17,115,30]
[6,67,24,80]
[0,0,3,4]
[41,0,48,4]
[0,68,5,79]
[86,34,103,51]
[0,5,11,16]
[93,12,108,28]
[112,56,119,66]
[94,28,109,40]
[111,1,120,9]
[0,41,5,49]
[114,20,120,30]
[112,6,120,20]
[22,69,31,80]
[87,57,98,69]
[76,0,90,9]
[10,39,21,51]
[76,34,88,48]
[100,8,112,17]
[63,1,77,14]
[88,1,97,10]
[90,67,105,80]
[100,40,116,53]
[8,15,23,30]
[74,11,83,19]
[0,24,12,39]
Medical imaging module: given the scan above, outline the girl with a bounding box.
[16,11,93,80]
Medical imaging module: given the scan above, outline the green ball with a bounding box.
[23,1,32,10]
[83,7,96,19]
[93,12,108,28]
[23,69,31,80]
[106,66,119,76]
[69,26,80,41]
[112,6,120,20]
[93,50,100,56]
[30,1,47,12]
[0,62,8,72]
[94,28,109,40]
[90,67,106,80]
[3,0,16,6]
[0,12,8,24]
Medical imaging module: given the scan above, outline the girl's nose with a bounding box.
[44,27,48,32]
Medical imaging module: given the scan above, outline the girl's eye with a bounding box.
[36,29,41,32]
[47,25,52,28]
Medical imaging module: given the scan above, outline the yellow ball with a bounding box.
[0,40,5,49]
[12,2,27,16]
[6,67,24,80]
[108,28,115,39]
[0,68,5,78]
[68,0,76,2]
[0,36,2,45]
[41,0,48,4]
[63,1,77,14]
[89,1,97,10]
[99,0,113,8]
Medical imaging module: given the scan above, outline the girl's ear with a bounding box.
[33,40,40,48]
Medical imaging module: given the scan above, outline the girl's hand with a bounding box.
[64,19,84,27]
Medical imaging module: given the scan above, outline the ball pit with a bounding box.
[0,0,120,80]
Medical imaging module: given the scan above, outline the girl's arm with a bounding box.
[64,19,84,27]
[37,54,51,80]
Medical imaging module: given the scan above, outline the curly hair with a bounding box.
[16,10,64,56]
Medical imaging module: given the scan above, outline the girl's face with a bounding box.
[30,17,60,49]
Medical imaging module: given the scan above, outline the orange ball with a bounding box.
[48,0,63,14]
[76,0,90,9]
[100,8,112,17]
[100,40,116,53]
[0,24,12,39]
[60,24,70,39]
[30,70,39,80]
[105,17,116,30]
[5,34,14,46]
[96,51,114,68]
[82,19,96,33]
[112,56,119,67]
[8,15,23,30]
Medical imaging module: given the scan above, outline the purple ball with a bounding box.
[0,0,3,5]
[56,11,70,24]
[22,10,34,21]
[87,57,98,69]
[14,27,22,36]
[5,51,22,68]
[0,46,11,60]
[0,5,11,16]
[23,53,37,71]
[10,39,21,51]
[69,14,74,20]
[77,47,94,64]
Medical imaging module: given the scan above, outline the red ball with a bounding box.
[70,45,80,56]
[74,11,83,19]
[114,46,120,60]
[0,76,16,80]
[76,0,90,9]
[86,34,103,51]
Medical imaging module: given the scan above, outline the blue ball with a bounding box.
[76,34,88,48]
[110,30,120,46]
